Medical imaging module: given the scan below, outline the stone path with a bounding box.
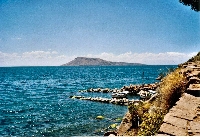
[157,93,200,136]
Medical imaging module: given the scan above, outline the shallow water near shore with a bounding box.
[0,65,176,136]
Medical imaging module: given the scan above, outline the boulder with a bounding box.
[104,131,117,136]
[102,88,109,93]
[115,118,122,122]
[96,115,104,119]
[75,96,82,99]
[110,123,117,129]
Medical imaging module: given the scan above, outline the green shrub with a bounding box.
[128,102,151,119]
[138,108,165,136]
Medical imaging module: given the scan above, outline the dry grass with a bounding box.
[127,68,188,136]
[154,68,187,111]
[122,52,200,136]
[137,68,187,136]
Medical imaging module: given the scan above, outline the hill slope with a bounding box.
[187,51,200,62]
[61,57,145,66]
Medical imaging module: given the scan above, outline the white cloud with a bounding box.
[0,51,198,66]
[85,51,198,65]
[0,51,73,66]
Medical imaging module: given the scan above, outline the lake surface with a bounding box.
[0,65,176,136]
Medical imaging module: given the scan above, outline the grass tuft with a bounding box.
[155,68,187,111]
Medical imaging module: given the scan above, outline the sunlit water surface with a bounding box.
[0,66,176,136]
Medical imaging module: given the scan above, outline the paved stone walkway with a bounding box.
[157,93,200,136]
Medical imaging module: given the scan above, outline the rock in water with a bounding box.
[110,123,117,129]
[96,115,105,119]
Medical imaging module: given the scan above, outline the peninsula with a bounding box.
[61,57,145,66]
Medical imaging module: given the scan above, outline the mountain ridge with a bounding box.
[61,57,145,66]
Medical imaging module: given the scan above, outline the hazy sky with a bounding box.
[0,0,199,66]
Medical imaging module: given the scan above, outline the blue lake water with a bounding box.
[0,65,176,136]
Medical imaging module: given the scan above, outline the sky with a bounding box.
[0,0,199,66]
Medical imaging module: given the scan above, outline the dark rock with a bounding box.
[104,131,117,136]
[75,96,83,99]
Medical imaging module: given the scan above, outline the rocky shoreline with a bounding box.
[70,83,159,107]
[70,95,141,106]
[78,83,158,94]
[69,82,159,135]
[115,59,200,136]
[69,52,200,136]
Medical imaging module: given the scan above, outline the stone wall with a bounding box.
[157,93,200,136]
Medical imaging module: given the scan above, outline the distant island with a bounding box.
[61,57,145,66]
